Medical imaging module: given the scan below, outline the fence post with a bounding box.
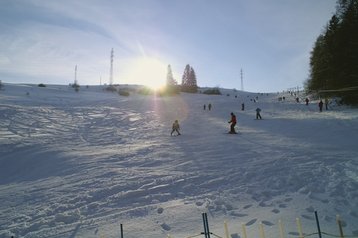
[296,218,304,238]
[202,213,208,238]
[241,223,248,238]
[314,211,322,238]
[204,213,211,238]
[336,215,345,238]
[224,221,230,238]
[120,223,124,238]
[278,219,285,238]
[203,213,211,238]
[259,222,265,238]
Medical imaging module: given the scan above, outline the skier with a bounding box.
[256,107,262,119]
[208,103,212,111]
[203,104,206,110]
[318,100,323,112]
[171,120,181,136]
[241,103,245,111]
[228,112,237,134]
[305,98,309,105]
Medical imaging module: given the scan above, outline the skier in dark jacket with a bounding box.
[256,107,262,119]
[318,100,323,112]
[305,98,309,105]
[228,112,237,134]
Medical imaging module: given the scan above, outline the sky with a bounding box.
[0,0,337,92]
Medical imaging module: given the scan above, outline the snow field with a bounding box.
[0,84,357,238]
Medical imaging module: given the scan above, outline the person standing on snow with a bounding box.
[171,120,181,136]
[325,98,329,110]
[305,98,309,105]
[318,100,323,112]
[256,107,262,119]
[228,112,237,134]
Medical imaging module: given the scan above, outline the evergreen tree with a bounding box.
[181,64,198,93]
[306,0,358,104]
[164,64,179,95]
[338,0,358,88]
[166,65,177,86]
[181,64,191,86]
[188,67,198,88]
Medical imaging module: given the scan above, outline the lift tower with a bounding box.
[241,68,244,91]
[109,48,114,85]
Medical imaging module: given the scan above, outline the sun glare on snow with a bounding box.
[124,57,167,90]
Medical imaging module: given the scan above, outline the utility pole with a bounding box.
[74,65,78,85]
[109,48,114,85]
[240,68,244,91]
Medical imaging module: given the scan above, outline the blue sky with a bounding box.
[0,0,336,92]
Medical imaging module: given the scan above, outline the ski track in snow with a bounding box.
[0,84,358,238]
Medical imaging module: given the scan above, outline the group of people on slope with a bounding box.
[173,95,330,135]
[228,108,262,134]
[203,103,212,111]
[305,97,330,112]
[171,107,263,136]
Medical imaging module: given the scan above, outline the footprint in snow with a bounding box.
[157,207,164,214]
[246,219,257,226]
[262,220,274,226]
[161,223,171,231]
[271,208,280,214]
[229,211,248,217]
[243,204,252,209]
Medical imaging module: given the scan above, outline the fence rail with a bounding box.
[170,212,358,238]
[11,211,357,238]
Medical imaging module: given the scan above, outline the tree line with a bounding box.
[165,64,198,95]
[305,0,358,105]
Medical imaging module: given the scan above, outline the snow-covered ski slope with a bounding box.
[0,84,357,238]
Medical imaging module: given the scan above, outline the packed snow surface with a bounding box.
[0,84,357,238]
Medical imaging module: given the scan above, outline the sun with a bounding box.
[123,57,167,90]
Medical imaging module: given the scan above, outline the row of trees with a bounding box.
[165,64,198,95]
[305,0,358,104]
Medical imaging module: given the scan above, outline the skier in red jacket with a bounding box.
[228,112,237,134]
